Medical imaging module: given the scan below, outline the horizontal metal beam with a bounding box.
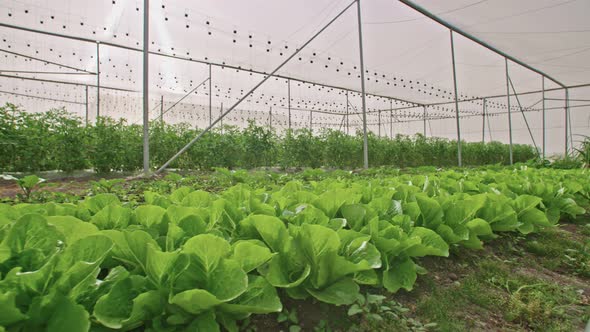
[567,82,590,90]
[0,22,422,107]
[422,81,590,108]
[0,89,85,105]
[424,86,565,107]
[351,103,423,115]
[272,105,345,116]
[230,99,586,127]
[398,0,566,88]
[0,70,95,75]
[0,48,96,74]
[0,73,137,92]
[341,104,561,126]
[545,98,590,102]
[153,51,423,107]
[350,83,590,114]
[556,103,590,110]
[151,76,210,122]
[4,20,588,111]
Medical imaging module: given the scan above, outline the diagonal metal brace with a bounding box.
[507,75,541,158]
[154,0,358,174]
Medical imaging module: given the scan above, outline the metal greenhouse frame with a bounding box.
[0,0,587,174]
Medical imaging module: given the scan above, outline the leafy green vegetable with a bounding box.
[0,166,587,330]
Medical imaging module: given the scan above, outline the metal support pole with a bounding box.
[220,102,224,134]
[356,0,369,169]
[96,42,100,119]
[85,85,89,126]
[346,91,349,135]
[154,0,357,174]
[310,111,313,132]
[153,77,208,123]
[160,95,164,123]
[423,106,427,136]
[508,76,540,156]
[542,77,546,159]
[390,99,393,139]
[142,0,150,174]
[565,88,569,157]
[338,114,346,131]
[450,30,462,167]
[482,98,486,143]
[338,115,346,131]
[487,110,493,142]
[505,58,513,165]
[269,106,272,129]
[287,79,291,130]
[568,92,573,156]
[378,110,381,137]
[209,64,212,126]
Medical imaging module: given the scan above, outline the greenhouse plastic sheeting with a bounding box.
[0,0,588,155]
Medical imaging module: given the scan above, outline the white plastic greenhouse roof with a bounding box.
[0,0,589,156]
[413,0,590,87]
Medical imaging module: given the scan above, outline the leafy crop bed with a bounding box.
[0,104,535,173]
[0,167,588,331]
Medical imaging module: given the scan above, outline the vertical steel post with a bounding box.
[378,110,381,137]
[160,95,164,123]
[568,91,573,156]
[287,79,291,130]
[450,30,462,166]
[542,77,546,159]
[346,91,349,135]
[505,58,513,165]
[356,0,369,169]
[85,85,89,125]
[487,111,493,142]
[220,102,224,134]
[209,64,212,126]
[269,106,272,129]
[423,105,427,136]
[96,42,100,119]
[309,111,313,132]
[142,0,150,174]
[339,114,346,131]
[481,98,486,143]
[390,99,393,139]
[565,88,569,157]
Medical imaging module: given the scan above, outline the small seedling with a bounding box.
[90,178,124,194]
[313,319,333,332]
[164,172,184,188]
[348,293,437,331]
[277,307,301,332]
[214,167,249,185]
[239,317,257,332]
[2,174,46,201]
[348,293,391,323]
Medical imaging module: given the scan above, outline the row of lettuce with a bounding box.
[0,104,536,173]
[0,167,587,331]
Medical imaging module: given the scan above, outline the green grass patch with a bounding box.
[523,227,590,278]
[414,257,587,332]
